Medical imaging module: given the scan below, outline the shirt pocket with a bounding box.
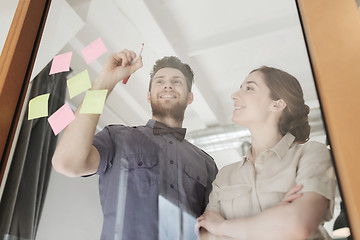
[256,167,297,210]
[183,164,208,215]
[184,164,207,187]
[124,155,159,192]
[101,156,159,216]
[119,156,159,230]
[218,185,252,220]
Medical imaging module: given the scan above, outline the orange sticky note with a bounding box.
[49,52,72,75]
[82,37,107,64]
[48,103,75,135]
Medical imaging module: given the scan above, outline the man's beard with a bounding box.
[150,100,187,122]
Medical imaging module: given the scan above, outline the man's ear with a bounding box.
[272,99,286,112]
[147,92,151,103]
[187,92,194,105]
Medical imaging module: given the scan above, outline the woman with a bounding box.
[197,66,336,240]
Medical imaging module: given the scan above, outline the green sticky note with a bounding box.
[28,93,50,120]
[67,69,92,99]
[79,89,108,114]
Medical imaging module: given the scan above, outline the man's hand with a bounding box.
[93,49,143,91]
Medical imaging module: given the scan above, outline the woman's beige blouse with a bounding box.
[206,133,336,240]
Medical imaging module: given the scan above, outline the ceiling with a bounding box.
[3,0,326,169]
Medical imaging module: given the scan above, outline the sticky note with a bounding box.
[67,69,92,98]
[28,93,50,120]
[49,52,72,75]
[79,89,108,114]
[82,37,107,64]
[48,103,75,135]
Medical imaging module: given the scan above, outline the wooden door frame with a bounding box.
[297,0,360,237]
[0,0,51,185]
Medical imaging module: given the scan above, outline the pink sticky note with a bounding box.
[48,103,75,135]
[82,37,107,64]
[49,52,73,75]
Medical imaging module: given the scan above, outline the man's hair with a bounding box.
[149,56,194,92]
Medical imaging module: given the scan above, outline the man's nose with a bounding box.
[163,81,173,89]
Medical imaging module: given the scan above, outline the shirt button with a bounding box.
[169,141,173,144]
[196,176,200,181]
[170,184,174,189]
[137,161,143,166]
[170,160,174,164]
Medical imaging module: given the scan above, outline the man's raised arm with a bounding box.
[51,50,143,177]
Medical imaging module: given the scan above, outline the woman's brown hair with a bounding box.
[252,66,310,143]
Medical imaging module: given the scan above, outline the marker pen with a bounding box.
[122,43,144,84]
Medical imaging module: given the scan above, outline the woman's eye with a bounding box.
[246,86,253,91]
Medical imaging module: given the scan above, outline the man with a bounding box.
[52,49,218,240]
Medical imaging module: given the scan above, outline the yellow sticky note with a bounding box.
[28,93,50,120]
[79,89,108,114]
[67,69,92,99]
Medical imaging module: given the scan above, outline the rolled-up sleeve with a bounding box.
[205,172,221,213]
[296,142,337,220]
[93,126,115,175]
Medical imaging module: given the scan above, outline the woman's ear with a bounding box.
[272,99,286,112]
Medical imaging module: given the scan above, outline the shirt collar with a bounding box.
[146,119,182,129]
[146,119,187,141]
[239,151,251,167]
[146,119,156,128]
[241,132,295,163]
[270,132,295,160]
